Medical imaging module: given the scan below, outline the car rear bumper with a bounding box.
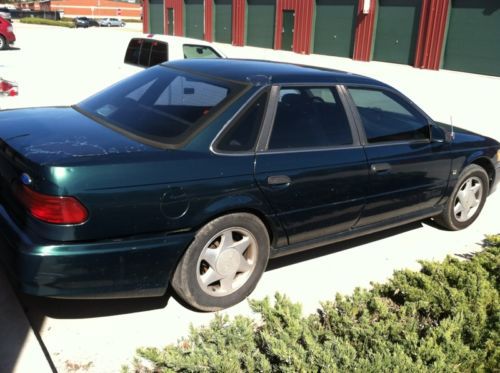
[0,205,193,298]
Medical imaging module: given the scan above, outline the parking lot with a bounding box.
[1,22,500,372]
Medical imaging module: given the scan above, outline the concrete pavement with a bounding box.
[0,22,499,372]
[0,271,53,373]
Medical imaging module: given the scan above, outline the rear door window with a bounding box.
[268,86,353,150]
[124,38,169,68]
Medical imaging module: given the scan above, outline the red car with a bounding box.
[0,16,15,50]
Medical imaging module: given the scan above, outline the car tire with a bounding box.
[171,213,270,311]
[434,164,489,231]
[0,35,7,50]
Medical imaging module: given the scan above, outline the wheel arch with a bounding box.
[469,156,496,193]
[192,191,288,250]
[195,206,285,252]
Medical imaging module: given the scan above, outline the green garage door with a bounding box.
[313,0,357,57]
[246,0,275,49]
[214,0,232,44]
[149,0,165,34]
[443,0,500,76]
[185,0,204,40]
[373,0,421,65]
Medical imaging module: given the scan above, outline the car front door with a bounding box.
[344,86,452,227]
[254,85,369,248]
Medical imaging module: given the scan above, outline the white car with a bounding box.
[98,18,125,27]
[122,34,225,72]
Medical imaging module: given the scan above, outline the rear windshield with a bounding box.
[125,38,168,68]
[76,66,246,148]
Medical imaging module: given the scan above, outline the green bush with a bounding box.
[127,235,500,372]
[20,17,74,28]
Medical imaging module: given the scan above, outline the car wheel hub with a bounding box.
[216,249,240,276]
[197,228,257,297]
[454,176,482,222]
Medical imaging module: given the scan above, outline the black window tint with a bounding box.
[77,66,246,147]
[124,38,142,65]
[139,41,153,67]
[348,88,429,143]
[217,92,268,152]
[183,45,221,59]
[149,41,168,66]
[268,87,353,150]
[125,39,168,67]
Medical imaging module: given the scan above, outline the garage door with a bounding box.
[214,0,232,44]
[313,0,357,57]
[184,0,204,40]
[149,0,164,34]
[373,0,421,65]
[443,0,500,76]
[246,0,275,49]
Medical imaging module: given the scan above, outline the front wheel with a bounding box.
[434,164,489,230]
[171,213,270,311]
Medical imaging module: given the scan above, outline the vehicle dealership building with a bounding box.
[142,0,500,77]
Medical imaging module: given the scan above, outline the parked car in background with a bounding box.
[0,16,15,50]
[0,78,18,96]
[0,59,498,312]
[99,18,125,27]
[123,34,225,71]
[73,16,90,28]
[0,8,12,22]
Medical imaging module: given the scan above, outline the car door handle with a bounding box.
[370,163,391,173]
[267,175,291,185]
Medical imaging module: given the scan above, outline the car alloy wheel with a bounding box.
[453,176,483,222]
[196,227,258,297]
[172,213,269,311]
[434,164,489,231]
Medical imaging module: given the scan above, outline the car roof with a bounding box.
[165,58,388,87]
[135,33,221,48]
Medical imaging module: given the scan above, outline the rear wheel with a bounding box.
[0,35,7,50]
[434,164,489,230]
[172,213,270,311]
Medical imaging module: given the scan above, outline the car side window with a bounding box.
[348,87,429,143]
[268,86,353,150]
[217,91,268,152]
[183,45,221,59]
[124,39,168,67]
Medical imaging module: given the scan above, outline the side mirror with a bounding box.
[430,124,453,143]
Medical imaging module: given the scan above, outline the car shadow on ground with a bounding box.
[18,220,424,321]
[18,290,172,320]
[268,221,423,271]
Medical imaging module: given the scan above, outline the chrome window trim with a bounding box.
[343,83,433,146]
[256,83,360,154]
[209,86,269,157]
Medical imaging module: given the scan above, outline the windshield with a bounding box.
[76,65,246,148]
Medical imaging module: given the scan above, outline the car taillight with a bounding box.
[15,185,88,224]
[0,79,18,97]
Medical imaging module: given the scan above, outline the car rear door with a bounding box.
[344,85,452,227]
[254,85,369,247]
